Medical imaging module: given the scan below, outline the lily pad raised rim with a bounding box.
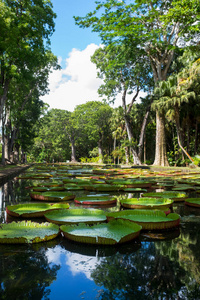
[44,208,107,225]
[0,220,60,244]
[60,218,142,245]
[184,198,200,208]
[142,191,188,201]
[120,197,173,209]
[30,191,75,202]
[6,203,70,218]
[74,196,117,206]
[106,209,180,230]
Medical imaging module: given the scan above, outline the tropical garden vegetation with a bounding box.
[1,0,200,167]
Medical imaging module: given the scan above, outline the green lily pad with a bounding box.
[185,198,200,208]
[30,191,75,202]
[0,221,60,244]
[110,180,152,188]
[74,196,117,205]
[17,173,53,180]
[143,191,187,201]
[120,197,173,209]
[44,208,107,225]
[60,218,142,245]
[123,188,147,192]
[64,184,85,190]
[32,186,66,192]
[106,210,180,230]
[85,184,123,192]
[6,203,69,218]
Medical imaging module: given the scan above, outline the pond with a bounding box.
[0,165,200,300]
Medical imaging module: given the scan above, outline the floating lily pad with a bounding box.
[185,198,200,208]
[64,184,85,190]
[106,210,180,230]
[85,184,123,192]
[172,184,196,191]
[74,196,117,205]
[60,218,142,245]
[123,188,147,192]
[17,173,53,180]
[30,191,75,202]
[143,191,187,201]
[0,221,60,244]
[44,208,107,225]
[120,197,173,209]
[32,186,66,192]
[6,203,69,218]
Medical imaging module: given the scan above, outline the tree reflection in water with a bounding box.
[0,177,200,299]
[91,238,200,299]
[0,240,60,300]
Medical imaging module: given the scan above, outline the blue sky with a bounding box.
[50,0,101,66]
[42,0,141,112]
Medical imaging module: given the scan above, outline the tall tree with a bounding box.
[91,44,153,164]
[74,0,200,166]
[0,0,58,164]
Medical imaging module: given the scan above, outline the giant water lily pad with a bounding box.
[17,173,53,180]
[30,191,75,202]
[0,221,60,244]
[32,186,66,192]
[6,203,69,218]
[74,196,117,206]
[185,198,200,208]
[106,210,180,230]
[60,218,142,245]
[142,191,187,201]
[44,208,107,225]
[111,180,152,188]
[84,184,122,192]
[120,197,173,209]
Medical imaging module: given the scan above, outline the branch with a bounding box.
[127,86,140,114]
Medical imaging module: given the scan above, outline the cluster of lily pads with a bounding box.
[1,164,200,245]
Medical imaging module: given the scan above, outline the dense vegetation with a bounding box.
[1,0,200,166]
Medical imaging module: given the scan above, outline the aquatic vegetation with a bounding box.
[0,221,60,244]
[60,219,142,245]
[106,210,180,230]
[6,203,69,218]
[120,197,173,209]
[44,208,107,225]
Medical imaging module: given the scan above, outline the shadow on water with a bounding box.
[0,172,200,299]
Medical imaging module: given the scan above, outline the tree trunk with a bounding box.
[98,140,103,164]
[174,106,194,164]
[138,107,151,161]
[14,143,20,163]
[124,114,141,165]
[194,120,198,155]
[70,138,77,162]
[113,136,116,164]
[153,111,169,166]
[143,133,146,163]
[124,146,129,164]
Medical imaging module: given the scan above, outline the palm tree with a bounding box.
[153,74,196,164]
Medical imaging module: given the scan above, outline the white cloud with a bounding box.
[41,44,105,111]
[41,43,146,112]
[65,252,101,280]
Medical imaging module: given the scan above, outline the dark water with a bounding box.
[0,176,200,300]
